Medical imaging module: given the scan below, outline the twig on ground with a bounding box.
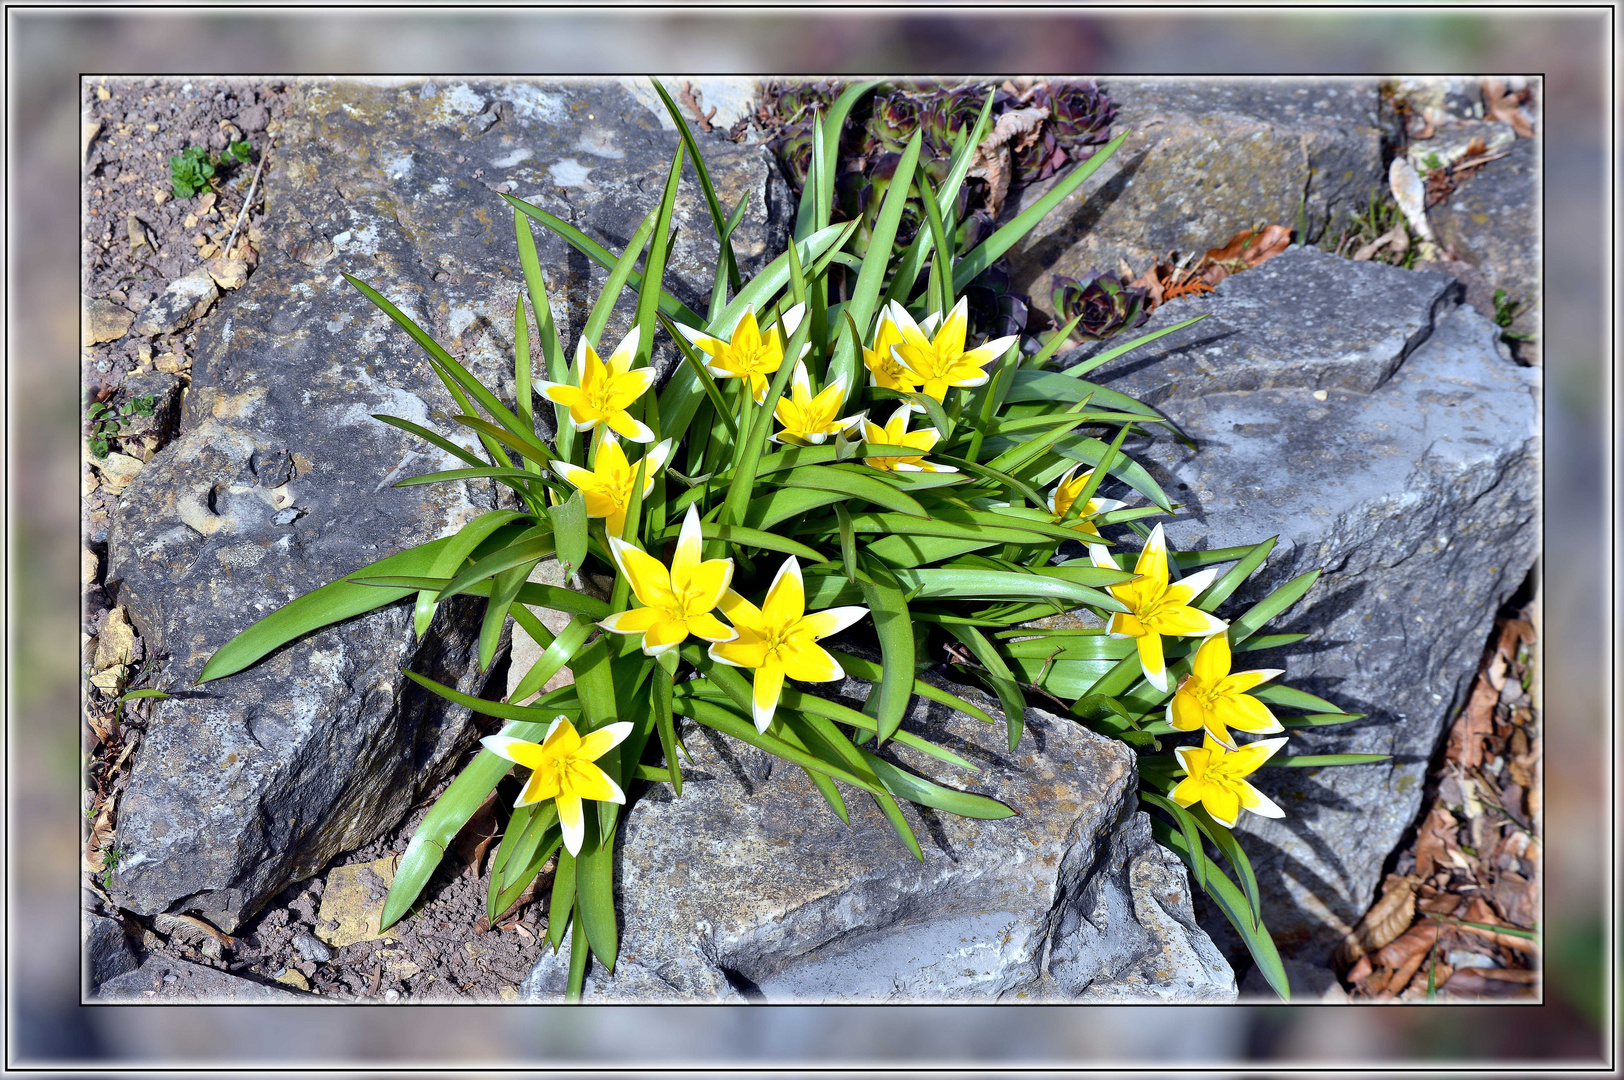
[222,133,276,260]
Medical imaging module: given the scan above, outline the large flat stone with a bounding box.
[525,681,1234,1002]
[1004,79,1385,311]
[1092,259,1537,964]
[106,78,791,933]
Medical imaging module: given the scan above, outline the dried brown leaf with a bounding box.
[1414,806,1459,880]
[1371,922,1441,984]
[1442,967,1536,997]
[1446,677,1497,770]
[1480,77,1534,138]
[677,82,715,134]
[1337,873,1419,967]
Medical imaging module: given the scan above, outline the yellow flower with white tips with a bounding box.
[1048,463,1128,538]
[1168,632,1285,750]
[675,304,809,404]
[709,556,869,731]
[862,313,918,394]
[861,404,957,473]
[1172,733,1288,828]
[535,326,657,443]
[1089,523,1227,693]
[771,362,865,447]
[482,716,632,855]
[886,298,1017,404]
[551,432,674,537]
[599,504,737,657]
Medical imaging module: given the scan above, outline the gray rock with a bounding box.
[525,683,1234,1002]
[131,270,219,337]
[95,954,305,1001]
[236,103,270,132]
[106,78,795,934]
[1005,79,1384,309]
[1430,137,1539,347]
[291,931,332,963]
[1063,245,1460,400]
[1240,958,1348,1001]
[1090,255,1537,965]
[114,370,184,446]
[84,911,139,989]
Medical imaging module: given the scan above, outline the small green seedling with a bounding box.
[86,393,156,459]
[1493,288,1534,342]
[169,140,253,198]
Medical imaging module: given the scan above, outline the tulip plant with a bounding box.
[198,79,1385,1001]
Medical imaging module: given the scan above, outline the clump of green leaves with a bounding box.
[201,78,1384,1003]
[1493,288,1533,343]
[169,140,253,198]
[85,393,155,459]
[1321,186,1418,269]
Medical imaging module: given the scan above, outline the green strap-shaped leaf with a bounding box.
[380,710,556,930]
[671,694,889,797]
[794,80,881,241]
[858,557,915,745]
[827,650,998,726]
[575,803,619,972]
[1264,753,1391,768]
[1195,538,1278,613]
[778,465,927,518]
[371,414,485,469]
[479,560,538,671]
[653,520,828,563]
[952,130,1126,291]
[1140,790,1207,894]
[549,849,576,953]
[1228,569,1321,644]
[943,622,1026,751]
[857,749,1016,820]
[1151,818,1291,1001]
[507,608,592,706]
[414,509,526,639]
[549,489,589,577]
[438,532,554,601]
[651,79,741,295]
[200,534,472,683]
[828,129,923,406]
[503,193,705,329]
[1058,314,1212,380]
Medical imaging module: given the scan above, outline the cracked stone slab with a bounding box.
[525,681,1234,1002]
[1097,265,1537,964]
[1061,246,1462,400]
[1004,78,1384,316]
[106,79,794,933]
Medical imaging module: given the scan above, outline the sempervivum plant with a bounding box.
[1051,270,1151,342]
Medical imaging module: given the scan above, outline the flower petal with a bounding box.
[517,768,561,807]
[1167,689,1207,734]
[566,759,624,804]
[752,663,785,732]
[782,641,844,683]
[575,721,634,761]
[1237,781,1286,818]
[1171,565,1221,603]
[796,605,869,639]
[1134,523,1170,595]
[606,324,641,373]
[1221,691,1283,735]
[1152,606,1229,638]
[670,503,705,580]
[597,605,663,637]
[608,537,676,608]
[481,734,544,768]
[686,612,738,644]
[762,556,805,625]
[641,616,690,655]
[605,410,655,443]
[1227,735,1290,775]
[1136,631,1167,692]
[1221,668,1283,695]
[1191,633,1231,685]
[1088,543,1120,572]
[556,790,585,855]
[1203,786,1241,828]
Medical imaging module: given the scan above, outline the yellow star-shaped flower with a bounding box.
[482,716,632,855]
[861,404,957,474]
[1172,733,1288,828]
[551,432,674,537]
[1089,523,1227,693]
[1048,462,1128,538]
[862,313,919,395]
[708,555,869,731]
[599,504,737,657]
[1168,632,1285,750]
[675,304,810,404]
[771,362,865,447]
[887,298,1017,404]
[535,326,657,442]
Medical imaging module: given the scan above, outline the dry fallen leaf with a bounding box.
[1204,224,1292,269]
[1337,873,1419,967]
[1445,676,1497,770]
[1480,77,1534,138]
[1369,922,1442,996]
[1414,806,1460,881]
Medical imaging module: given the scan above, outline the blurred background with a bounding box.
[11,6,1612,1071]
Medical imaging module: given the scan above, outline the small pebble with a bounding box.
[292,931,333,963]
[1313,389,1329,401]
[383,988,400,1002]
